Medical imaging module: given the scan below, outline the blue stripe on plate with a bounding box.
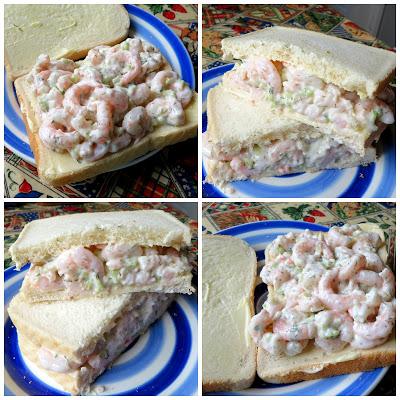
[210,220,387,396]
[202,66,396,198]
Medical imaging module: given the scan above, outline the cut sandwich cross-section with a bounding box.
[10,210,194,302]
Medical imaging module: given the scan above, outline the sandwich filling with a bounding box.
[26,243,191,295]
[28,36,193,162]
[35,293,171,374]
[225,57,394,135]
[249,224,395,356]
[204,134,375,180]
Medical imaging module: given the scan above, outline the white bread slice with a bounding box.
[10,210,191,267]
[206,86,324,149]
[14,74,198,186]
[5,5,130,80]
[221,26,395,98]
[257,333,395,383]
[202,235,257,392]
[9,292,175,395]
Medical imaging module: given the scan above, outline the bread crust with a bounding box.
[14,74,197,186]
[221,26,396,98]
[257,335,396,384]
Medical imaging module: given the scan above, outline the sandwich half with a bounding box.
[221,27,395,157]
[8,291,175,394]
[202,235,257,392]
[10,210,194,302]
[204,86,376,184]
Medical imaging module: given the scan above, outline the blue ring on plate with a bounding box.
[4,4,195,163]
[4,265,197,396]
[202,65,395,198]
[210,220,387,396]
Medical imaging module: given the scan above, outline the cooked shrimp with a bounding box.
[110,51,142,86]
[63,81,101,113]
[260,332,308,356]
[122,106,152,139]
[150,71,179,93]
[128,83,151,106]
[86,46,109,66]
[39,109,80,152]
[242,57,282,94]
[351,334,388,349]
[100,243,143,270]
[292,237,333,267]
[337,254,366,281]
[86,101,113,142]
[56,246,104,281]
[379,268,395,301]
[248,309,273,343]
[273,310,317,341]
[146,95,185,126]
[38,347,79,373]
[140,49,164,73]
[353,301,395,341]
[326,226,353,248]
[318,270,360,311]
[108,132,132,154]
[170,79,193,107]
[355,269,383,288]
[93,87,129,113]
[74,141,110,162]
[78,67,103,83]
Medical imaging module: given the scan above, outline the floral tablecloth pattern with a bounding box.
[4,4,198,198]
[202,4,393,70]
[202,201,395,396]
[4,202,198,273]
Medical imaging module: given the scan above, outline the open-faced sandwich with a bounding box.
[250,223,395,383]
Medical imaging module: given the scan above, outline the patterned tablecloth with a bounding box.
[4,202,198,274]
[4,4,198,198]
[202,4,393,70]
[202,201,395,396]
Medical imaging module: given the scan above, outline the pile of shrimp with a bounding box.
[226,57,394,135]
[26,243,189,295]
[28,37,193,162]
[249,224,395,356]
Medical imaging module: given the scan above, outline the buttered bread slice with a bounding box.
[202,234,257,392]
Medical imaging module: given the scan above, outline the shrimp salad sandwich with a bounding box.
[204,26,395,184]
[250,223,395,384]
[8,210,195,394]
[11,7,197,186]
[10,210,194,302]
